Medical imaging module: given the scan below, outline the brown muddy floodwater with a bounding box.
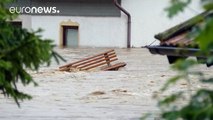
[0,48,212,120]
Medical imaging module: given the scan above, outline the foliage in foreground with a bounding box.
[0,0,64,106]
[159,0,213,119]
[142,0,213,119]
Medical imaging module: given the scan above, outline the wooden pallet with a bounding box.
[59,49,126,72]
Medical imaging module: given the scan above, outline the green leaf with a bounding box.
[165,0,191,18]
[203,3,213,10]
[0,60,12,70]
[171,59,198,71]
[162,110,180,120]
[159,92,183,106]
[201,78,213,83]
[161,75,183,91]
[195,18,213,52]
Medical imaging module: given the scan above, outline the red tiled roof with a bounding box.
[160,32,195,47]
[155,11,213,47]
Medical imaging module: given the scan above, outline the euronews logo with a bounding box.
[9,7,60,14]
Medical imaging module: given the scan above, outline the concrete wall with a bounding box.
[19,0,203,48]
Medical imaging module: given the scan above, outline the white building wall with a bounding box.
[122,0,202,47]
[31,16,126,47]
[20,0,202,48]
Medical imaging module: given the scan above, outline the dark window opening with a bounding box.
[62,26,79,47]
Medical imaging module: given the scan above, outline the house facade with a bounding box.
[9,0,202,48]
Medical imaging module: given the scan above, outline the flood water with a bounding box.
[0,48,212,120]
